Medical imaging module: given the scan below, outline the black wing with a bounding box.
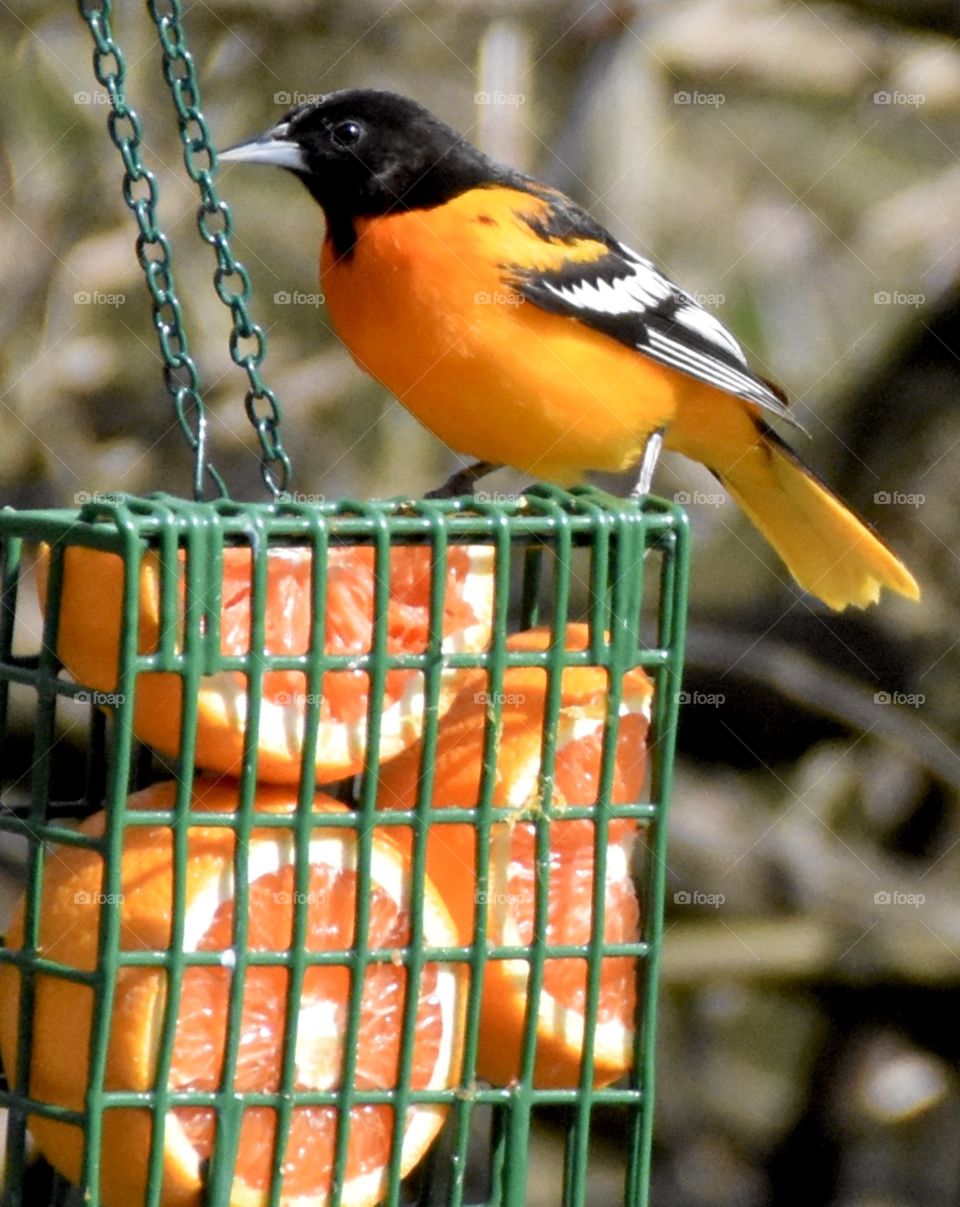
[504,190,798,427]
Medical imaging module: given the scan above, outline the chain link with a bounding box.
[145,0,293,498]
[77,0,228,501]
[77,0,294,499]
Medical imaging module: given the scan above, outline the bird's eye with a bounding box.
[330,120,364,148]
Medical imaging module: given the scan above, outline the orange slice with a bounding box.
[378,624,653,1087]
[37,542,494,782]
[0,779,464,1206]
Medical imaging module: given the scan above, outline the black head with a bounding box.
[220,90,508,253]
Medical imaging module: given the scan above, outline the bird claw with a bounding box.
[425,460,501,499]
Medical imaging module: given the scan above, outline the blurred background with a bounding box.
[2,0,959,1203]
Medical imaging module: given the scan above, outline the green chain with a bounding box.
[76,0,293,499]
[76,0,227,501]
[145,0,292,499]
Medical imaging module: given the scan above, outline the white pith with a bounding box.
[159,830,461,1207]
[488,691,650,1068]
[170,544,496,774]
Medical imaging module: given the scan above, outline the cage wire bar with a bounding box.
[0,489,688,1206]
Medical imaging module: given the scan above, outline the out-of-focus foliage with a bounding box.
[1,1,958,1204]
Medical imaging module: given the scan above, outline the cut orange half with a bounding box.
[0,779,464,1206]
[37,542,494,782]
[378,624,653,1087]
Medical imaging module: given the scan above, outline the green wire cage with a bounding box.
[0,5,689,1206]
[0,490,688,1207]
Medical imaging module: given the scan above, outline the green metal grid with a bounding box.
[0,486,688,1206]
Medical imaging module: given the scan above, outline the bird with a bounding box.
[219,89,919,610]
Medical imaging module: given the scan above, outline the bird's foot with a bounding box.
[425,460,502,499]
[630,429,665,499]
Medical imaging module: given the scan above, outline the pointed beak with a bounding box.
[218,121,307,171]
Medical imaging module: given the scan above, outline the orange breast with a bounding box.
[320,187,679,481]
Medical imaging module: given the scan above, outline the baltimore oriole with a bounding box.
[221,90,919,610]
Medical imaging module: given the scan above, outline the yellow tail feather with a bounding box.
[712,427,920,611]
